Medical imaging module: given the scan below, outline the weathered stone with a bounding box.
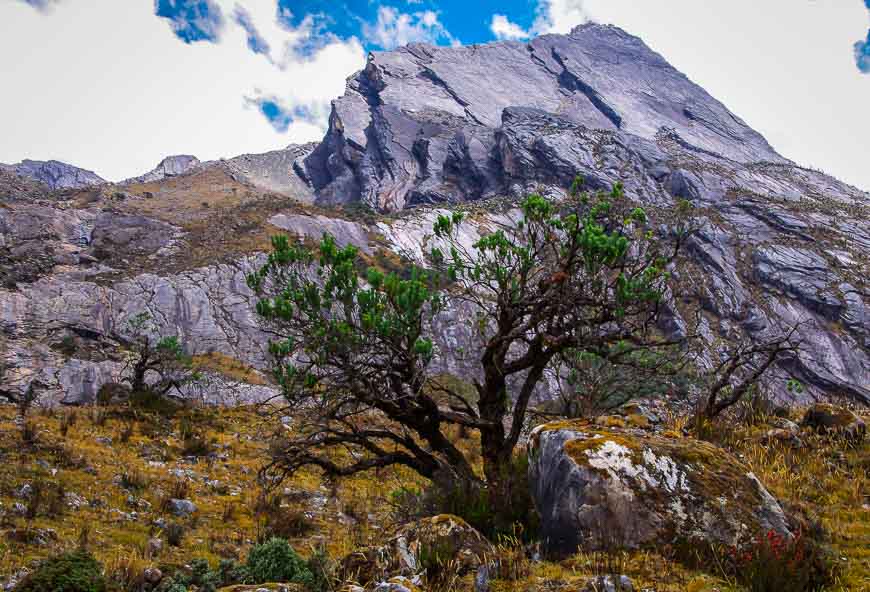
[583,575,634,592]
[167,498,197,517]
[4,159,105,190]
[528,421,792,557]
[143,567,163,584]
[123,155,200,184]
[340,514,493,584]
[373,576,425,592]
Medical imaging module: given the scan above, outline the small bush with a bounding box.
[119,419,135,443]
[429,453,539,541]
[165,522,186,547]
[245,537,313,585]
[129,389,179,416]
[90,407,108,427]
[168,479,190,500]
[305,545,336,592]
[21,421,38,446]
[120,469,149,491]
[13,550,106,592]
[729,529,836,592]
[59,410,77,437]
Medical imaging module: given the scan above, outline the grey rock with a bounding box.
[528,422,792,557]
[124,155,201,184]
[268,213,373,254]
[147,537,164,557]
[220,143,317,199]
[0,23,867,408]
[584,575,634,592]
[4,159,105,190]
[167,498,197,517]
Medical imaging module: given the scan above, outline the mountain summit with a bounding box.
[303,24,788,210]
[0,25,866,407]
[1,159,105,190]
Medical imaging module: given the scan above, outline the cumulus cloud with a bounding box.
[489,0,588,41]
[531,0,590,35]
[362,6,457,50]
[490,14,529,41]
[0,0,365,180]
[155,0,225,44]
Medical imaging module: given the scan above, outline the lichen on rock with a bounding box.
[528,420,792,557]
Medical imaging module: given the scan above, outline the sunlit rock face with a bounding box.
[302,22,868,403]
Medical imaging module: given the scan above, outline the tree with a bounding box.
[249,178,689,529]
[115,312,199,400]
[697,326,801,421]
[545,346,691,419]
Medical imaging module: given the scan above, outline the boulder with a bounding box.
[528,421,792,558]
[142,567,162,584]
[801,404,866,441]
[166,498,197,518]
[583,575,634,592]
[340,515,493,584]
[374,576,425,592]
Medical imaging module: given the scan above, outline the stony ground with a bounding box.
[0,402,865,591]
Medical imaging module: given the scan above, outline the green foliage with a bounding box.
[556,346,691,417]
[157,558,249,592]
[13,550,106,592]
[250,176,689,528]
[304,545,337,592]
[428,453,538,542]
[245,537,313,585]
[248,233,439,398]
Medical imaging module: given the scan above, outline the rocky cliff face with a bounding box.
[1,159,106,190]
[123,155,201,184]
[0,24,867,406]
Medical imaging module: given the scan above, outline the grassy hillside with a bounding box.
[0,402,865,591]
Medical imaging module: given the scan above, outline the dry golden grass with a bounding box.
[0,403,865,591]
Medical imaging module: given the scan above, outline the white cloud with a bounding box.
[0,0,365,181]
[532,0,590,35]
[362,6,457,50]
[490,14,529,41]
[568,0,870,190]
[18,0,61,12]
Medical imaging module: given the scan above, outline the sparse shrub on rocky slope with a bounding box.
[12,550,106,592]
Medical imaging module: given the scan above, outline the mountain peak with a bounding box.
[123,154,201,185]
[4,159,105,190]
[303,25,784,211]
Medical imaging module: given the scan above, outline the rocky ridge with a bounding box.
[1,159,105,190]
[0,23,867,406]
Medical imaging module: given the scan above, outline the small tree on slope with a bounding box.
[248,179,689,531]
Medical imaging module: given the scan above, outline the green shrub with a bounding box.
[304,545,336,592]
[431,452,539,541]
[246,537,313,585]
[13,550,106,592]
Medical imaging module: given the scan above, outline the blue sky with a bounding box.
[154,0,545,49]
[1,1,868,190]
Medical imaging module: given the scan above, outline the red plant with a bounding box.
[726,528,833,592]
